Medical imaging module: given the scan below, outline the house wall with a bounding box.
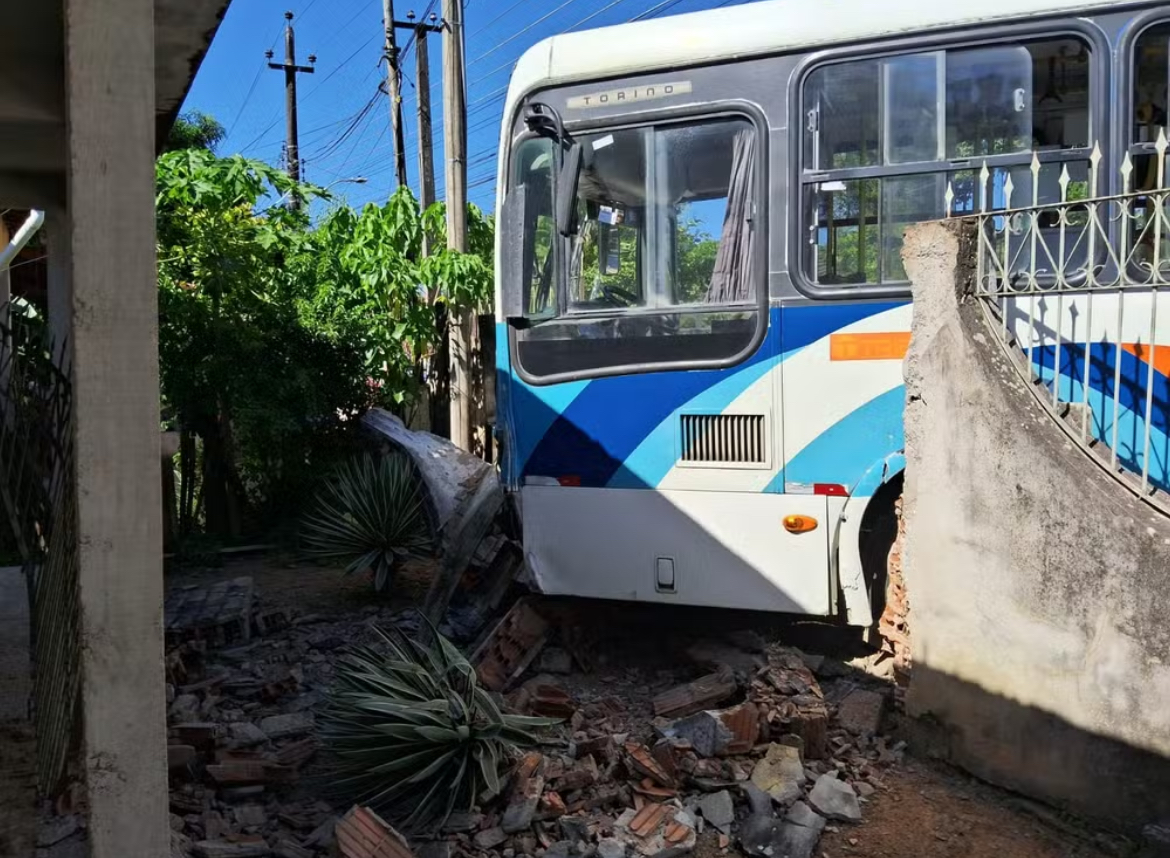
[900,220,1170,834]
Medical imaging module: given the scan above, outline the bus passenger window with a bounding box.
[803,37,1093,288]
[1132,24,1170,197]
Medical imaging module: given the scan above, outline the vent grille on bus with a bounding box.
[679,414,767,465]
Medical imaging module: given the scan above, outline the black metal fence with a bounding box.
[0,303,78,796]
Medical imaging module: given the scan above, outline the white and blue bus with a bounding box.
[492,0,1170,627]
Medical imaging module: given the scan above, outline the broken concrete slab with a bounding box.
[750,744,806,806]
[559,816,591,844]
[661,711,732,759]
[772,823,822,858]
[473,827,508,850]
[227,722,268,747]
[257,712,314,740]
[738,784,780,858]
[835,688,886,737]
[235,804,269,829]
[503,751,546,833]
[783,801,825,833]
[661,702,758,758]
[597,838,627,858]
[807,773,861,823]
[696,791,735,834]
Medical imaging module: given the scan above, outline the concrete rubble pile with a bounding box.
[163,576,433,858]
[160,578,901,858]
[427,601,902,858]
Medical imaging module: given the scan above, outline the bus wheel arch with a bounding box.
[834,454,904,628]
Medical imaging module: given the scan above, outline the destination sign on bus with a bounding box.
[567,81,692,110]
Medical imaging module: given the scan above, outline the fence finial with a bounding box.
[979,162,990,213]
[1058,164,1071,203]
[1030,153,1041,206]
[1157,127,1168,189]
[1090,142,1102,196]
[945,181,955,218]
[1122,151,1134,193]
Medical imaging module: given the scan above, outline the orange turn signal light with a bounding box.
[783,515,818,534]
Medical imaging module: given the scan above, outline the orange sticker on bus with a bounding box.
[829,332,912,361]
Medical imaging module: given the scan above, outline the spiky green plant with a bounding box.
[319,625,557,829]
[301,452,433,592]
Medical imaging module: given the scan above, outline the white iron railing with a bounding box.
[956,131,1170,512]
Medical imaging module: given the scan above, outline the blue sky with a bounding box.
[183,0,752,214]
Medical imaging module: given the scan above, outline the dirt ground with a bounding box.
[164,555,1122,858]
[818,757,1115,858]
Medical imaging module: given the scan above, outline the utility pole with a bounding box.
[408,11,439,222]
[442,0,472,451]
[391,11,442,241]
[266,11,315,210]
[382,0,409,188]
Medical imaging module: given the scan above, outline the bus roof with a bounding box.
[505,0,1154,115]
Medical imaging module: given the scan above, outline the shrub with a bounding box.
[319,625,556,829]
[301,452,434,592]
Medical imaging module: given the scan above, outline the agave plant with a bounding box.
[301,452,433,592]
[319,625,557,829]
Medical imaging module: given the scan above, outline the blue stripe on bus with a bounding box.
[516,301,904,487]
[766,384,906,493]
[608,348,797,489]
[1034,341,1170,491]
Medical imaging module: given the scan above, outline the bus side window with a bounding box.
[513,137,557,315]
[1132,24,1170,193]
[802,37,1093,289]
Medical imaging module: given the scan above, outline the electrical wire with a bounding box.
[467,0,538,40]
[466,0,584,68]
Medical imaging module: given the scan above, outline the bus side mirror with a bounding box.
[557,143,583,237]
[500,182,533,325]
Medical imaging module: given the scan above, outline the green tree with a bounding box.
[157,147,495,541]
[305,187,493,410]
[156,148,368,538]
[165,111,227,153]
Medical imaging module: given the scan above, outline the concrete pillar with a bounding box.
[45,206,72,358]
[63,0,168,856]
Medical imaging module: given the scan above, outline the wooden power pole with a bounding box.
[442,0,472,450]
[411,13,439,220]
[391,11,441,237]
[382,0,409,188]
[267,11,315,210]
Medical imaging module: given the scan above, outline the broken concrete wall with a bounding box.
[900,221,1170,834]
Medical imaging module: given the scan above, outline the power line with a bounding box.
[226,21,293,140]
[466,0,584,69]
[467,0,538,40]
[306,89,381,162]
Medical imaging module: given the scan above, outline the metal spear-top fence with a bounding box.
[955,130,1170,513]
[0,304,79,797]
